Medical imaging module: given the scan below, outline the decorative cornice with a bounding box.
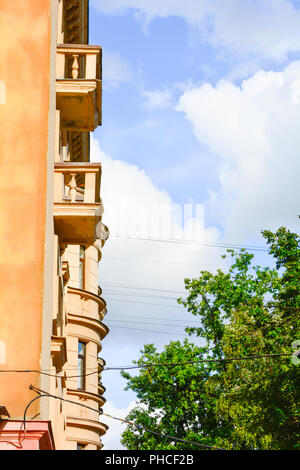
[98,357,106,369]
[0,421,56,450]
[67,312,109,340]
[53,201,103,215]
[67,388,106,407]
[66,416,108,436]
[98,383,106,396]
[56,78,98,93]
[57,43,101,53]
[67,286,106,311]
[65,436,102,449]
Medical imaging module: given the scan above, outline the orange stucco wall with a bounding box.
[0,1,54,418]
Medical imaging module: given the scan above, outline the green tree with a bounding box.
[121,341,230,450]
[121,224,300,450]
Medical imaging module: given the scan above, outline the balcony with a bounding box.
[56,44,102,132]
[53,162,103,245]
[67,286,107,322]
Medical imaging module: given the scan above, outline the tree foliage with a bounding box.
[121,224,300,450]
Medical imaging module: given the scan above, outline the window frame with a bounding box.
[77,340,87,390]
[79,245,86,290]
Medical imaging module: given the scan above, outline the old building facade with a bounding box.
[0,0,109,450]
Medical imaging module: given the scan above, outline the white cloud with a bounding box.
[141,88,173,111]
[92,0,300,61]
[90,139,225,450]
[91,136,224,291]
[103,50,133,88]
[91,137,220,245]
[177,61,300,240]
[101,401,136,449]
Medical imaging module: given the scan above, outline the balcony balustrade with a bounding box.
[54,162,103,245]
[56,44,102,131]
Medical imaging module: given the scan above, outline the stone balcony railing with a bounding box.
[56,44,102,80]
[56,44,102,132]
[53,162,103,245]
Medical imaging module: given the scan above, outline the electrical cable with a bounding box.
[104,290,182,301]
[0,353,291,378]
[26,386,225,450]
[100,287,292,311]
[103,255,227,267]
[102,294,292,312]
[106,319,200,329]
[104,325,189,336]
[22,386,103,440]
[28,386,103,415]
[106,297,184,308]
[102,283,188,295]
[22,393,50,441]
[102,412,225,450]
[101,283,284,300]
[110,234,269,252]
[0,353,291,379]
[107,314,203,324]
[0,368,100,379]
[103,353,291,371]
[102,286,283,305]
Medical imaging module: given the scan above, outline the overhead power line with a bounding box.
[27,386,224,450]
[110,234,269,252]
[104,255,228,267]
[102,295,285,311]
[103,412,225,450]
[100,284,287,312]
[105,293,184,307]
[103,353,291,371]
[100,289,285,314]
[107,314,203,324]
[101,283,279,304]
[105,295,183,309]
[106,319,201,329]
[104,290,182,302]
[22,385,104,440]
[106,325,189,336]
[0,353,291,378]
[102,282,187,295]
[0,368,100,380]
[29,385,101,415]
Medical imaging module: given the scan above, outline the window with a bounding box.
[78,341,86,390]
[79,245,86,289]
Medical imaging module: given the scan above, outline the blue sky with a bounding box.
[90,11,220,212]
[90,1,300,234]
[88,0,300,449]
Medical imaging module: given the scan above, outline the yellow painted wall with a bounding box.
[0,0,54,418]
